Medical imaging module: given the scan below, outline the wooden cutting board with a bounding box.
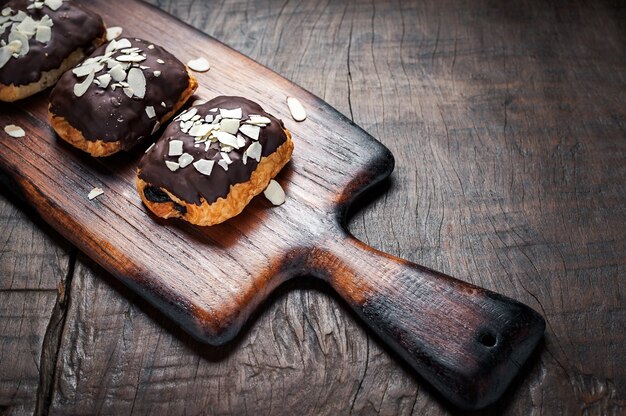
[0,0,545,410]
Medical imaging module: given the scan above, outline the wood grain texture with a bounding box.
[1,0,625,414]
[0,186,72,416]
[0,0,544,410]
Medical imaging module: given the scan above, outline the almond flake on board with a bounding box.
[187,57,210,72]
[263,179,285,206]
[287,97,307,121]
[4,124,25,137]
[87,187,104,201]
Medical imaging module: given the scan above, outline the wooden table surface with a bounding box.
[1,0,624,414]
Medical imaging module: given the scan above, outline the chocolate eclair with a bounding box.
[0,0,106,102]
[136,96,294,226]
[48,37,198,157]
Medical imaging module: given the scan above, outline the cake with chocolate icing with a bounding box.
[48,37,198,157]
[136,96,293,226]
[0,0,106,102]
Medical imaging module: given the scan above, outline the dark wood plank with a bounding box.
[0,189,72,415]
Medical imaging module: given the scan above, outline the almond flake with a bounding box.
[209,108,218,112]
[153,70,161,77]
[106,26,123,41]
[245,141,262,162]
[115,38,132,49]
[16,16,36,36]
[193,99,207,106]
[151,121,161,135]
[239,124,260,140]
[215,131,238,148]
[9,30,29,56]
[236,134,247,148]
[105,39,118,54]
[116,54,146,63]
[44,0,63,11]
[246,115,271,126]
[220,152,232,164]
[145,142,156,153]
[127,67,146,98]
[73,70,95,97]
[219,108,242,119]
[220,118,240,135]
[204,114,213,123]
[121,47,141,54]
[35,25,51,43]
[156,59,165,64]
[88,187,104,200]
[147,44,154,49]
[4,124,25,137]
[287,97,307,121]
[264,180,285,206]
[108,64,126,82]
[168,140,183,156]
[73,62,103,77]
[188,123,213,137]
[165,161,180,172]
[145,106,156,119]
[161,101,167,108]
[187,57,210,72]
[193,159,214,176]
[96,74,111,88]
[0,46,12,69]
[217,159,229,171]
[178,107,197,122]
[178,153,193,168]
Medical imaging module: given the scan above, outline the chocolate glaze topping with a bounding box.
[0,0,104,86]
[49,38,191,149]
[139,96,288,205]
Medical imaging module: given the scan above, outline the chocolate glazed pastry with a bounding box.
[0,0,106,102]
[137,96,294,226]
[48,37,198,157]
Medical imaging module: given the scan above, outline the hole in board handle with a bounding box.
[479,332,497,348]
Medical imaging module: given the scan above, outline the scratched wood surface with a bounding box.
[0,0,624,415]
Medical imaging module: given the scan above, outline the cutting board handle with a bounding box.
[312,234,545,410]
